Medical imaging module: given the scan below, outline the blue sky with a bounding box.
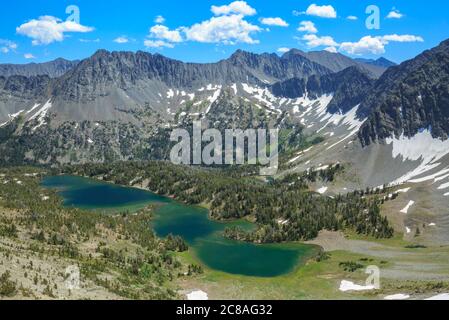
[0,0,448,64]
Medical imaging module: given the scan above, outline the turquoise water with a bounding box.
[42,175,317,277]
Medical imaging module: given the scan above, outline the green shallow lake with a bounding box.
[42,175,318,277]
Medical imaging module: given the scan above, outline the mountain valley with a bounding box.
[1,39,449,300]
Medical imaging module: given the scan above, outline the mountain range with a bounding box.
[0,47,394,124]
[0,40,448,203]
[0,58,79,78]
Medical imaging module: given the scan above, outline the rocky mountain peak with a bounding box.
[281,49,305,59]
[358,37,449,145]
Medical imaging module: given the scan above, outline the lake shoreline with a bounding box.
[42,174,322,278]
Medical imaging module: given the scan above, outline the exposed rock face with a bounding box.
[0,58,79,78]
[0,75,52,121]
[315,67,374,114]
[0,49,335,124]
[0,75,51,99]
[358,39,449,145]
[270,77,307,99]
[284,49,388,78]
[229,49,332,82]
[355,57,397,69]
[270,66,374,114]
[50,49,332,102]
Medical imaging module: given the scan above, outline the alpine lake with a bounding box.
[42,175,319,277]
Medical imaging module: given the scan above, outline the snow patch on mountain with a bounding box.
[288,154,302,164]
[241,83,280,112]
[425,293,449,300]
[410,168,449,184]
[434,173,449,182]
[400,200,415,214]
[1,110,24,127]
[386,130,449,185]
[317,186,328,194]
[231,83,238,95]
[301,104,368,151]
[186,290,208,300]
[438,181,449,190]
[293,94,334,119]
[25,103,41,115]
[28,99,52,131]
[318,105,365,133]
[204,87,222,115]
[384,294,410,300]
[339,280,375,292]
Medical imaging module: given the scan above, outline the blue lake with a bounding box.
[42,175,318,277]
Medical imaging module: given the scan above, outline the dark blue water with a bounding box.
[42,175,318,277]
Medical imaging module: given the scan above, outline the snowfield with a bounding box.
[317,187,328,194]
[339,280,375,292]
[386,130,449,185]
[384,294,410,300]
[400,200,415,214]
[186,290,209,300]
[29,99,52,131]
[425,293,449,300]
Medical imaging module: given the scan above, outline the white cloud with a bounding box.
[340,36,386,55]
[339,34,423,55]
[183,14,261,44]
[154,15,166,24]
[324,46,337,53]
[260,17,289,27]
[305,4,337,18]
[387,10,404,19]
[114,36,129,44]
[145,2,260,47]
[381,34,423,42]
[302,34,338,48]
[144,40,175,48]
[16,16,94,45]
[297,21,317,33]
[347,16,358,20]
[211,1,256,16]
[24,53,35,59]
[277,47,290,53]
[150,25,183,43]
[0,39,18,53]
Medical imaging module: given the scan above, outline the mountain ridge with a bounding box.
[358,38,449,145]
[0,39,448,169]
[355,57,397,68]
[0,58,79,78]
[283,49,389,78]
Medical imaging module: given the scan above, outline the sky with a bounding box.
[0,0,448,64]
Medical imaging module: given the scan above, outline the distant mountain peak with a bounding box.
[283,49,387,78]
[0,58,79,78]
[92,49,111,57]
[280,49,305,59]
[355,57,397,69]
